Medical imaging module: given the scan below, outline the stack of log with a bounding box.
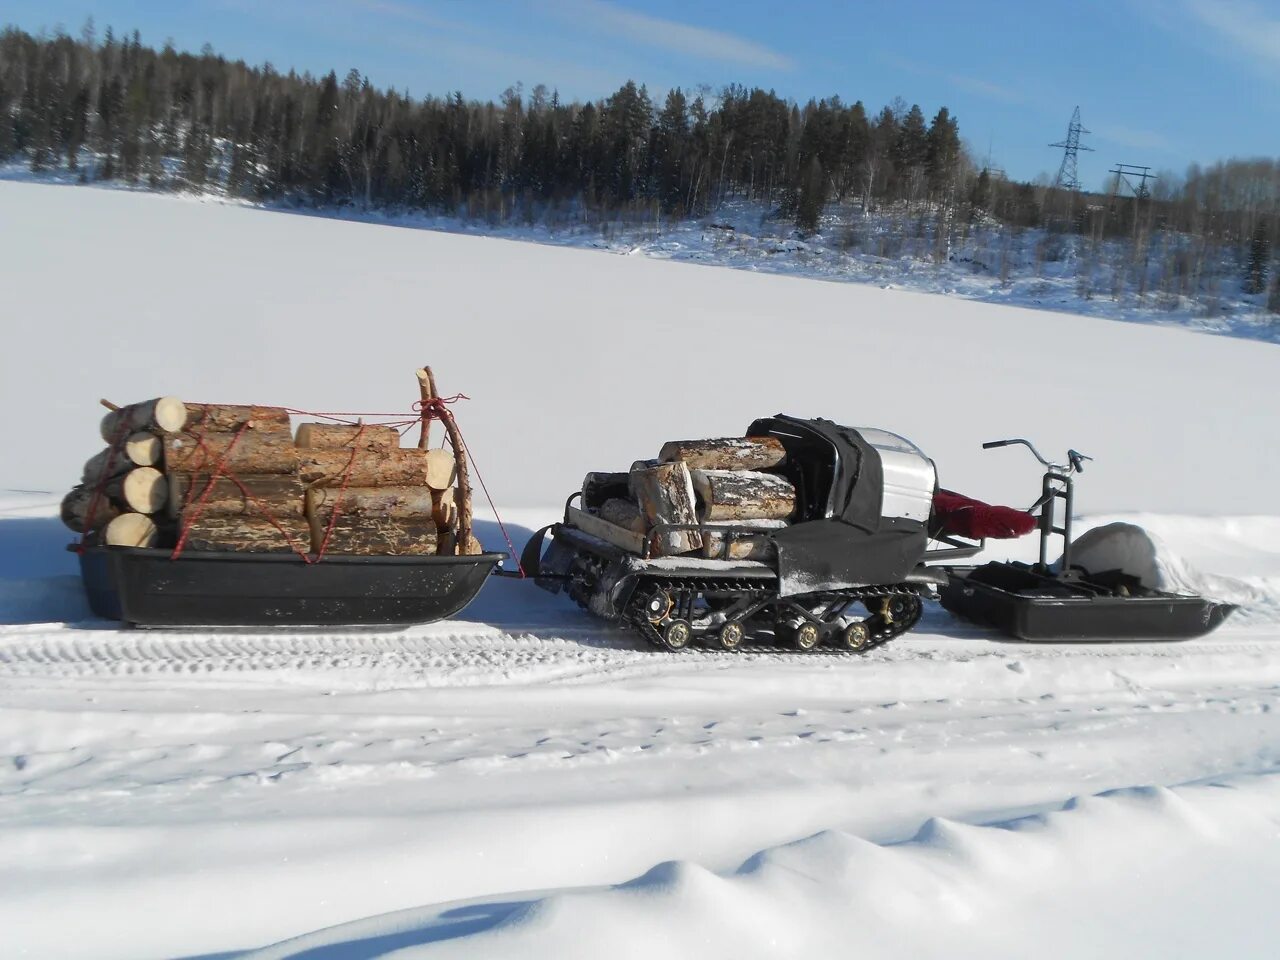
[575,436,797,560]
[61,376,482,557]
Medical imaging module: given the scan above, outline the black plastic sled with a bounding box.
[76,544,505,628]
[939,562,1237,642]
[937,439,1237,642]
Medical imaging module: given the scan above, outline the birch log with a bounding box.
[168,474,305,519]
[298,448,432,487]
[629,461,702,555]
[180,516,310,553]
[692,470,796,522]
[100,397,188,441]
[659,436,786,471]
[104,513,159,548]
[165,432,300,475]
[598,497,646,534]
[60,485,121,532]
[295,423,400,450]
[184,404,292,435]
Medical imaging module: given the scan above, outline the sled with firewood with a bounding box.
[69,368,506,627]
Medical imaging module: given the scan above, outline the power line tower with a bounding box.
[1049,106,1093,192]
[1108,163,1156,200]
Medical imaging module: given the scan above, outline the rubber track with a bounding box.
[624,576,926,654]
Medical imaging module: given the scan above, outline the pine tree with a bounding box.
[894,105,928,175]
[969,168,991,213]
[1245,223,1269,294]
[795,155,825,233]
[925,107,961,198]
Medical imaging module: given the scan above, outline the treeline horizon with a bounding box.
[0,21,1277,301]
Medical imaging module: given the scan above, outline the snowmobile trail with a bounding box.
[4,610,1280,959]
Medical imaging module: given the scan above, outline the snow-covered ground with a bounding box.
[1,180,1279,958]
[5,162,1278,345]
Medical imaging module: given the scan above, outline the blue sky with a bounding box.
[7,0,1278,187]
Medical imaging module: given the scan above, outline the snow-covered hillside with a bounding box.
[6,166,1279,345]
[1,180,1279,959]
[1,180,1277,516]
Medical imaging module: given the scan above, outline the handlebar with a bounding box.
[983,438,1092,474]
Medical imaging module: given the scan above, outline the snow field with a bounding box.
[1,180,1278,516]
[1,182,1279,958]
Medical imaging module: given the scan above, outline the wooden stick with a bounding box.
[417,366,439,450]
[416,367,474,554]
[99,398,121,412]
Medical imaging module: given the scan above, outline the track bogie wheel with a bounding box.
[662,619,693,651]
[839,621,872,652]
[869,594,912,624]
[715,620,745,651]
[793,621,821,651]
[646,590,674,623]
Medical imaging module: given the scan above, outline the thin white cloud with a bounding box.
[1183,0,1280,66]
[880,53,1025,104]
[1091,122,1173,152]
[944,72,1025,104]
[347,0,469,32]
[1129,0,1280,74]
[553,0,793,70]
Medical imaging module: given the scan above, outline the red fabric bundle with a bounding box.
[932,489,1036,540]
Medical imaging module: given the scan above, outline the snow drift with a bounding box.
[239,772,1280,959]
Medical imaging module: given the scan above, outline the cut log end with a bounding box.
[121,467,169,515]
[104,513,159,548]
[100,396,188,442]
[424,448,458,491]
[124,432,163,467]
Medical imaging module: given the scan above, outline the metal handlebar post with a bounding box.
[982,438,1091,476]
[983,438,1093,577]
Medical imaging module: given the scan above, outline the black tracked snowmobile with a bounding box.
[523,416,978,653]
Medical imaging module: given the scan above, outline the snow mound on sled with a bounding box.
[1068,522,1275,622]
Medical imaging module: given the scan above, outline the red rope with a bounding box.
[76,418,131,554]
[136,395,520,570]
[311,422,366,561]
[170,421,252,559]
[440,414,526,579]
